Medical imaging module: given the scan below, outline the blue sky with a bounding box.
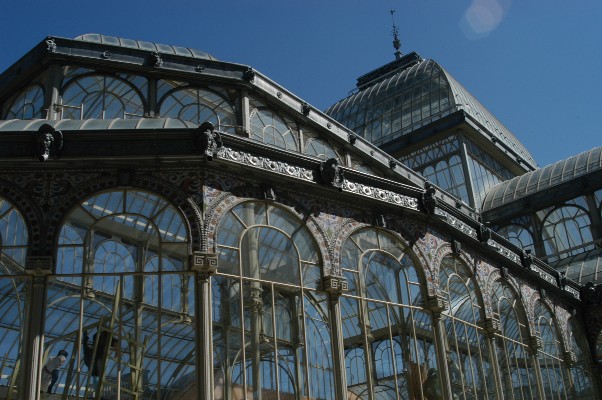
[1,0,601,167]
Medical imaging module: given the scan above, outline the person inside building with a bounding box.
[41,349,68,393]
[82,330,118,391]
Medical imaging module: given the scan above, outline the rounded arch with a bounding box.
[439,254,495,398]
[205,190,333,276]
[540,203,594,260]
[491,278,540,399]
[533,299,571,398]
[339,225,437,399]
[497,223,535,255]
[248,97,299,152]
[490,278,532,339]
[60,73,146,119]
[3,84,45,120]
[568,318,596,398]
[0,178,44,255]
[47,173,203,257]
[158,85,236,132]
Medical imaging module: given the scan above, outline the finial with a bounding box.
[390,10,402,60]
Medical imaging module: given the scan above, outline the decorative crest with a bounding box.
[32,123,63,162]
[421,181,437,214]
[197,121,223,160]
[319,158,344,190]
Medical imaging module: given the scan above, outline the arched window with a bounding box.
[567,319,595,399]
[304,137,342,163]
[497,224,535,255]
[61,74,145,119]
[4,84,45,119]
[46,189,193,396]
[491,280,538,399]
[213,201,331,399]
[249,98,298,151]
[0,197,29,399]
[533,301,569,398]
[340,228,437,400]
[159,86,236,132]
[439,255,495,398]
[541,204,594,261]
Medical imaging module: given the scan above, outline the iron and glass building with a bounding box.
[0,34,600,400]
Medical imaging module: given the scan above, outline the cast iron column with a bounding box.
[191,251,218,400]
[481,318,505,400]
[426,294,455,400]
[323,275,348,400]
[22,256,53,400]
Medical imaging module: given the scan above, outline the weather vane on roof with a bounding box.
[390,10,402,60]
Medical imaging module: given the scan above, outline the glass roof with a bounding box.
[0,118,198,131]
[75,34,217,61]
[482,146,602,211]
[553,247,602,285]
[325,57,536,168]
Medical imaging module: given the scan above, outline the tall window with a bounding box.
[46,189,193,398]
[491,280,538,399]
[0,197,29,398]
[340,228,437,399]
[439,255,495,399]
[214,201,331,399]
[61,74,145,119]
[533,301,569,398]
[567,319,595,399]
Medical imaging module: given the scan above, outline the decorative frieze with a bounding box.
[342,181,419,210]
[218,147,314,182]
[530,264,558,287]
[434,209,478,240]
